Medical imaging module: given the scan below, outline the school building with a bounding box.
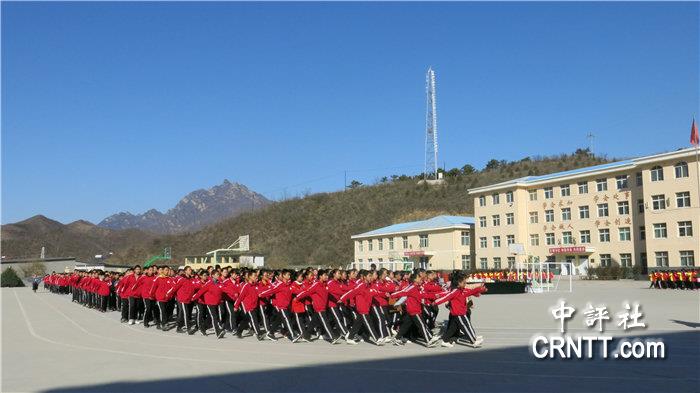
[351,215,475,271]
[467,147,699,272]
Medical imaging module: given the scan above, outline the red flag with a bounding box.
[692,117,699,146]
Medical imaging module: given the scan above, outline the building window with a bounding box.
[639,226,645,240]
[619,227,631,241]
[637,199,645,214]
[492,215,500,226]
[419,234,429,248]
[545,233,555,245]
[507,257,515,269]
[600,254,612,267]
[358,242,363,252]
[402,236,408,249]
[368,240,373,251]
[493,236,501,248]
[480,258,488,270]
[506,235,515,245]
[530,234,539,246]
[680,251,695,267]
[617,201,630,215]
[493,257,502,270]
[597,203,609,217]
[480,237,487,248]
[562,232,573,245]
[461,231,470,246]
[635,172,642,186]
[368,258,373,263]
[544,187,553,199]
[561,208,571,221]
[655,251,669,267]
[580,230,591,244]
[461,255,471,270]
[492,194,500,205]
[651,195,666,210]
[358,259,363,264]
[579,205,590,219]
[599,228,610,242]
[479,196,486,207]
[545,210,554,222]
[479,216,487,228]
[578,181,588,194]
[506,191,514,203]
[676,192,691,208]
[596,178,608,192]
[378,239,383,251]
[529,189,537,201]
[653,223,667,239]
[529,212,539,224]
[620,253,632,267]
[615,175,628,190]
[650,166,664,182]
[388,238,394,250]
[675,162,689,178]
[506,213,514,225]
[678,221,693,237]
[560,185,570,197]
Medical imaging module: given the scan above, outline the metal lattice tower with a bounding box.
[424,67,438,180]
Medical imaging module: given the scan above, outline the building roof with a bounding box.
[468,147,696,194]
[351,215,474,239]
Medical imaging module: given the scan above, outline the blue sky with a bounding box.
[2,2,698,224]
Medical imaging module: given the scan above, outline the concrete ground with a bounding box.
[1,280,698,393]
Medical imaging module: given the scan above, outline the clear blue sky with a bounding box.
[2,2,698,224]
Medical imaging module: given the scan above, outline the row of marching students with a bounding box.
[48,265,488,348]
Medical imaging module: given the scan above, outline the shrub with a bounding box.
[19,262,47,278]
[1,267,26,287]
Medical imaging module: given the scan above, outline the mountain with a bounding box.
[98,180,270,234]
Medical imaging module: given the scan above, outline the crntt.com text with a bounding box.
[531,336,666,359]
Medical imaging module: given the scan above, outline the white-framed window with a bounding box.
[545,209,554,222]
[599,228,610,242]
[479,216,487,228]
[402,236,409,249]
[650,166,664,182]
[655,251,668,267]
[676,192,691,208]
[378,239,384,251]
[619,227,631,241]
[378,258,383,262]
[545,233,555,245]
[506,191,514,203]
[544,187,553,199]
[600,254,612,267]
[493,236,501,248]
[653,223,667,239]
[506,234,515,245]
[479,196,486,207]
[651,195,666,210]
[620,253,632,267]
[597,203,609,217]
[562,231,573,245]
[560,185,570,197]
[358,241,363,252]
[358,258,363,264]
[368,258,373,263]
[492,215,500,226]
[461,255,471,270]
[529,211,539,224]
[615,175,628,190]
[480,258,488,270]
[639,226,645,240]
[479,237,487,248]
[578,181,588,194]
[493,257,502,270]
[580,230,591,244]
[388,238,394,250]
[617,201,630,215]
[530,234,540,246]
[461,231,470,246]
[506,213,514,225]
[635,172,643,186]
[507,257,515,269]
[492,194,500,205]
[561,208,571,221]
[579,205,590,219]
[368,240,373,251]
[529,189,538,201]
[596,178,608,192]
[419,234,429,248]
[680,250,695,267]
[678,221,693,237]
[674,162,689,178]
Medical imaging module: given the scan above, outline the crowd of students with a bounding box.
[648,270,698,290]
[42,265,487,348]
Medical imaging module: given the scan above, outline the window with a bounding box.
[655,251,669,267]
[561,208,571,221]
[506,235,515,245]
[560,185,570,197]
[637,199,645,214]
[653,223,667,239]
[492,215,500,226]
[597,203,609,217]
[620,253,632,267]
[619,227,631,241]
[461,255,471,270]
[530,234,539,246]
[562,232,573,245]
[635,172,642,186]
[529,189,538,201]
[615,175,628,190]
[529,212,539,224]
[579,205,590,219]
[650,166,664,182]
[358,259,363,264]
[480,258,488,270]
[358,241,363,252]
[388,238,394,250]
[544,187,553,199]
[678,221,693,237]
[580,230,591,244]
[545,233,555,245]
[596,178,608,192]
[402,236,408,249]
[479,237,487,248]
[651,195,666,210]
[506,213,514,225]
[617,201,630,215]
[479,216,487,228]
[676,192,691,208]
[680,251,695,267]
[378,239,383,251]
[378,258,383,263]
[492,194,500,205]
[368,240,373,251]
[599,228,610,242]
[461,231,470,246]
[600,254,612,267]
[419,234,429,247]
[479,196,486,207]
[493,258,502,270]
[639,226,645,240]
[507,257,515,269]
[545,209,554,222]
[506,191,514,203]
[493,236,501,248]
[578,181,588,194]
[675,162,689,178]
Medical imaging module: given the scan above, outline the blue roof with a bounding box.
[514,159,635,184]
[353,215,474,238]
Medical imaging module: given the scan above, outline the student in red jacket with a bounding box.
[326,269,350,337]
[259,269,300,342]
[151,266,172,330]
[166,266,198,334]
[116,269,133,323]
[371,269,396,342]
[191,270,226,338]
[340,270,384,345]
[97,272,111,312]
[390,273,441,347]
[220,268,240,333]
[290,270,310,341]
[123,265,144,325]
[421,271,443,330]
[435,273,487,348]
[296,269,342,344]
[234,270,265,340]
[141,266,159,328]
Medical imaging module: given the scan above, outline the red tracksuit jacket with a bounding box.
[259,281,293,310]
[434,286,487,316]
[372,278,396,307]
[390,285,436,316]
[339,282,378,315]
[296,281,331,312]
[290,281,307,313]
[234,282,259,312]
[167,276,199,304]
[191,280,224,306]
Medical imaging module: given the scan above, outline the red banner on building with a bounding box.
[549,246,586,254]
[404,251,425,257]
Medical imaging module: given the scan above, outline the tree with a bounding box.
[446,168,461,178]
[19,262,46,279]
[484,159,502,171]
[348,180,363,189]
[1,267,25,287]
[461,164,476,175]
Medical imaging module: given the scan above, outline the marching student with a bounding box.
[434,273,486,348]
[141,266,159,328]
[191,270,226,338]
[296,269,343,344]
[371,268,396,341]
[327,269,350,337]
[116,269,132,322]
[166,266,198,334]
[259,269,300,342]
[151,266,172,329]
[124,265,145,325]
[234,270,265,340]
[340,270,384,345]
[97,271,111,312]
[290,270,311,342]
[390,273,441,347]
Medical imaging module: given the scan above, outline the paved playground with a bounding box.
[2,280,698,393]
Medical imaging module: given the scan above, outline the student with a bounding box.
[166,266,198,334]
[326,269,350,337]
[116,269,132,322]
[97,272,111,312]
[371,269,396,341]
[151,266,172,329]
[259,270,300,342]
[340,270,384,345]
[435,274,486,348]
[234,270,265,340]
[124,265,145,325]
[141,266,159,328]
[296,270,342,344]
[290,270,311,342]
[191,270,226,338]
[390,273,441,347]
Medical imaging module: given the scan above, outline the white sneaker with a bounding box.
[346,338,359,345]
[475,337,484,345]
[135,320,142,324]
[476,335,484,341]
[441,340,454,348]
[128,319,135,325]
[428,336,441,345]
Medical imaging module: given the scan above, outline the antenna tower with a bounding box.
[424,67,438,180]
